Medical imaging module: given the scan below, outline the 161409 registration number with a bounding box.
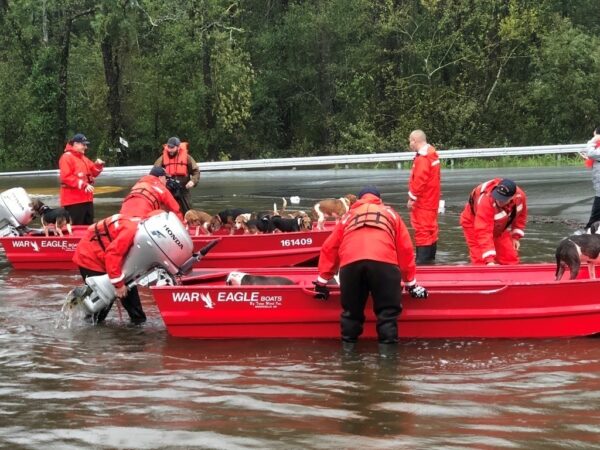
[280,237,313,247]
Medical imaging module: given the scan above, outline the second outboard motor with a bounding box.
[75,211,195,314]
[0,187,34,237]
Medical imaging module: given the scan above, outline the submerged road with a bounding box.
[1,166,599,449]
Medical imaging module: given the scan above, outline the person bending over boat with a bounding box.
[460,178,527,265]
[313,186,428,344]
[73,214,146,324]
[59,133,105,225]
[119,166,183,221]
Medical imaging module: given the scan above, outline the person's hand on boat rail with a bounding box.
[312,280,330,301]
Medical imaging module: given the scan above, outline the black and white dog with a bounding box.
[30,199,73,237]
[226,271,295,286]
[555,223,600,280]
[271,215,307,233]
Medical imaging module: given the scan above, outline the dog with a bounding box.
[236,213,276,234]
[555,234,600,280]
[271,215,311,233]
[210,208,252,234]
[30,199,73,237]
[184,209,214,236]
[312,194,357,230]
[226,271,295,285]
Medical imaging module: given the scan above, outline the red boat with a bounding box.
[150,263,600,339]
[0,228,331,270]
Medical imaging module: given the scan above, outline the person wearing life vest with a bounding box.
[407,129,441,265]
[313,186,428,345]
[153,136,200,214]
[584,126,600,229]
[59,133,105,225]
[459,178,527,265]
[119,166,183,221]
[73,214,146,324]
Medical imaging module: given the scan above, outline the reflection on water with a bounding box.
[1,167,600,448]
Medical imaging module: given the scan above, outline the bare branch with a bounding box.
[484,45,520,107]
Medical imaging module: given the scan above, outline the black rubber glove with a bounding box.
[407,284,428,299]
[312,281,330,301]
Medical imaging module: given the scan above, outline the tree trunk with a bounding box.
[202,34,218,161]
[56,17,72,161]
[100,34,125,164]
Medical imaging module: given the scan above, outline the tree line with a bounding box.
[0,0,599,170]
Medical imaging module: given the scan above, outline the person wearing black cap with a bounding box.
[459,178,528,265]
[58,133,105,225]
[118,166,183,221]
[313,186,428,345]
[153,137,200,213]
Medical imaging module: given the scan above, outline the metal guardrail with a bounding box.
[0,143,587,177]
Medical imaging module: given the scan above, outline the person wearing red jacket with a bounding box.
[459,178,527,265]
[153,137,200,213]
[119,166,183,221]
[73,214,145,324]
[313,186,428,344]
[407,129,441,264]
[583,126,600,229]
[59,133,104,225]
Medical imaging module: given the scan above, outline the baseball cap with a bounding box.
[149,166,167,177]
[357,186,381,199]
[71,133,90,145]
[167,137,181,148]
[491,179,517,202]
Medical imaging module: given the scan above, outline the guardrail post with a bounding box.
[396,162,402,170]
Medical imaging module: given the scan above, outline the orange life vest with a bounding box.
[343,202,397,239]
[123,180,161,211]
[162,142,189,177]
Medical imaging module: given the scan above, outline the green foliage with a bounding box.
[0,0,599,170]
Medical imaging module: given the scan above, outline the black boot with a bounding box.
[416,243,436,265]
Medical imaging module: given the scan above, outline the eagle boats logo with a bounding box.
[171,290,283,309]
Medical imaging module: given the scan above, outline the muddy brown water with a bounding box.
[1,167,600,449]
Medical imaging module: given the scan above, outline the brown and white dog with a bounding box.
[226,271,295,285]
[184,209,213,236]
[555,232,600,280]
[312,194,357,230]
[30,199,73,237]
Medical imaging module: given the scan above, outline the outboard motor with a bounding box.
[68,211,220,316]
[0,187,35,237]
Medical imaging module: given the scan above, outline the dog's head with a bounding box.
[344,194,358,205]
[210,215,223,232]
[234,213,252,230]
[30,198,45,214]
[299,213,312,230]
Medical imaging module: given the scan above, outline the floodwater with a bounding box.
[1,167,600,449]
